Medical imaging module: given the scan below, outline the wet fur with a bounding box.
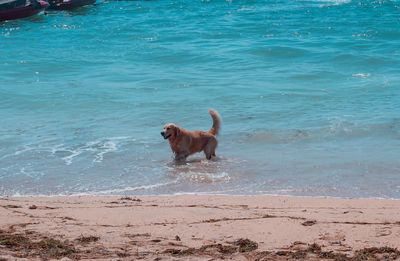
[161,109,221,160]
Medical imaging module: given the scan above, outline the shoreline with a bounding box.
[4,192,400,201]
[1,195,400,260]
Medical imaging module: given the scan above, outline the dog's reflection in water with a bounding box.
[166,156,229,184]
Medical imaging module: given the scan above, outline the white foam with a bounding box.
[14,146,33,156]
[352,73,371,78]
[62,150,83,165]
[70,181,179,196]
[93,140,118,163]
[298,0,351,3]
[19,167,45,179]
[51,136,134,165]
[297,0,351,6]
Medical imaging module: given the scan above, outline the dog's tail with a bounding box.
[208,109,221,136]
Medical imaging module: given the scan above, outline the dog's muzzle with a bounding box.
[161,132,171,139]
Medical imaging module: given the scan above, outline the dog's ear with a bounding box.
[174,126,180,137]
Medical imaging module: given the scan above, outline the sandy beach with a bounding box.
[1,195,400,260]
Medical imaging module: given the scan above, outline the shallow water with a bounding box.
[1,0,399,198]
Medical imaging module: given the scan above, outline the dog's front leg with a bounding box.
[175,151,188,161]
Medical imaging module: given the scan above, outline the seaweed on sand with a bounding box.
[233,238,258,252]
[163,238,258,257]
[0,230,77,259]
[76,235,100,244]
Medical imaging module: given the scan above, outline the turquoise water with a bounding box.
[1,0,399,198]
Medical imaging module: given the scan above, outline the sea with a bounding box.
[1,0,399,198]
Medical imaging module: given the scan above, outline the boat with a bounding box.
[0,0,49,22]
[46,0,95,10]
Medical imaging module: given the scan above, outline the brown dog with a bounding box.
[161,109,221,161]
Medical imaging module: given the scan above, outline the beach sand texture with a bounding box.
[1,195,400,260]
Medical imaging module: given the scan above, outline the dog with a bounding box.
[161,109,221,161]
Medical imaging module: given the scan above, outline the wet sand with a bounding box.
[1,195,400,260]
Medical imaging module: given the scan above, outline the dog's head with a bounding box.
[161,123,178,140]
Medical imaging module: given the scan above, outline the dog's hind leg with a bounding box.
[204,139,217,160]
[211,139,218,158]
[209,147,216,158]
[204,148,212,160]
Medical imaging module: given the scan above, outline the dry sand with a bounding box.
[1,195,400,260]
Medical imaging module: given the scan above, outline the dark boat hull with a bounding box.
[0,1,48,21]
[47,0,95,10]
